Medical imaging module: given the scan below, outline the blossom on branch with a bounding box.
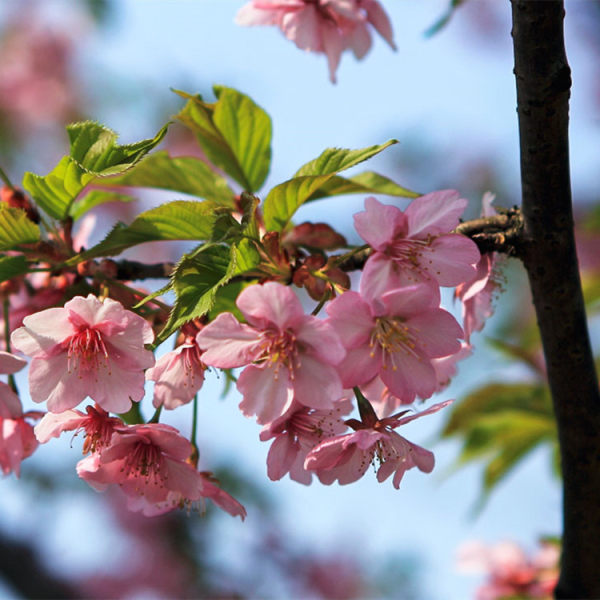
[326,284,464,402]
[235,0,396,82]
[197,282,346,424]
[305,399,452,488]
[11,294,155,414]
[354,193,481,299]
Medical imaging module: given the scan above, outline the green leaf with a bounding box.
[91,150,235,207]
[70,200,234,263]
[442,382,558,503]
[23,122,168,220]
[69,190,136,220]
[156,240,260,343]
[306,171,419,202]
[294,140,397,177]
[0,206,41,250]
[264,141,398,231]
[174,87,272,192]
[67,121,169,176]
[0,254,30,283]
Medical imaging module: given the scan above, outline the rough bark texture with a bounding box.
[511,1,600,597]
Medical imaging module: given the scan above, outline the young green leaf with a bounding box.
[23,122,168,220]
[0,254,30,284]
[69,200,235,263]
[264,141,398,231]
[0,206,41,251]
[90,151,235,207]
[174,87,272,192]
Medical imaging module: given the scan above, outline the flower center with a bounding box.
[66,327,109,374]
[259,329,301,380]
[370,317,420,370]
[389,238,431,268]
[123,441,165,488]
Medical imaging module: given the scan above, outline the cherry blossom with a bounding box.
[326,284,463,402]
[34,404,123,454]
[0,351,41,476]
[455,192,503,342]
[235,0,396,83]
[354,193,481,299]
[305,399,452,488]
[196,282,346,424]
[146,335,206,410]
[11,294,155,414]
[260,397,352,484]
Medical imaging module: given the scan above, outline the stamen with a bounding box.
[370,317,421,371]
[66,327,109,375]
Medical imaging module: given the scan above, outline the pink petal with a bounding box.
[11,308,75,355]
[406,309,463,358]
[393,399,454,427]
[0,351,26,375]
[266,434,298,480]
[236,281,305,330]
[364,0,396,49]
[420,235,480,287]
[196,313,262,368]
[354,197,406,251]
[336,344,381,388]
[325,290,374,348]
[405,190,467,238]
[282,6,322,52]
[292,355,343,410]
[378,284,439,318]
[238,364,294,424]
[295,318,346,365]
[34,409,85,443]
[0,383,23,418]
[379,352,437,401]
[346,22,372,60]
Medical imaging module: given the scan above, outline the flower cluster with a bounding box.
[1,188,496,518]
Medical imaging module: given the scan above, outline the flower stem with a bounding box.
[2,297,18,394]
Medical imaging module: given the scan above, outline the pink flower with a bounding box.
[354,193,481,299]
[305,400,452,488]
[197,282,346,424]
[11,294,155,414]
[77,423,200,510]
[457,539,559,600]
[260,397,353,484]
[146,336,206,410]
[34,403,123,454]
[455,193,503,342]
[0,351,41,476]
[326,284,463,402]
[235,0,395,83]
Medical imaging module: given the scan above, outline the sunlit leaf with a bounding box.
[175,87,272,192]
[69,200,235,263]
[0,254,30,283]
[91,150,235,207]
[0,206,40,251]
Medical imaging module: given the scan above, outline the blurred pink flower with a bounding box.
[235,0,396,82]
[326,284,463,402]
[146,335,206,410]
[260,397,352,483]
[457,539,559,600]
[197,282,346,424]
[11,294,155,414]
[0,351,41,476]
[305,399,452,488]
[355,193,480,299]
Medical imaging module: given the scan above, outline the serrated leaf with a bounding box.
[306,171,419,202]
[0,254,30,283]
[263,174,332,232]
[0,206,41,250]
[294,140,397,177]
[23,122,168,220]
[91,150,235,207]
[69,190,136,220]
[264,142,398,232]
[174,87,272,192]
[67,121,169,176]
[69,200,234,263]
[156,240,260,343]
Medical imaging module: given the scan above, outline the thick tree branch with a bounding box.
[511,1,600,597]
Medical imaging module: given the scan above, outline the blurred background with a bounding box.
[0,0,599,598]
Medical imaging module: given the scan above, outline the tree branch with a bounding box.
[511,1,600,597]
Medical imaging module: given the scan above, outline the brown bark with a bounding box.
[511,1,600,597]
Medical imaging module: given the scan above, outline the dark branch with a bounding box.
[511,1,600,597]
